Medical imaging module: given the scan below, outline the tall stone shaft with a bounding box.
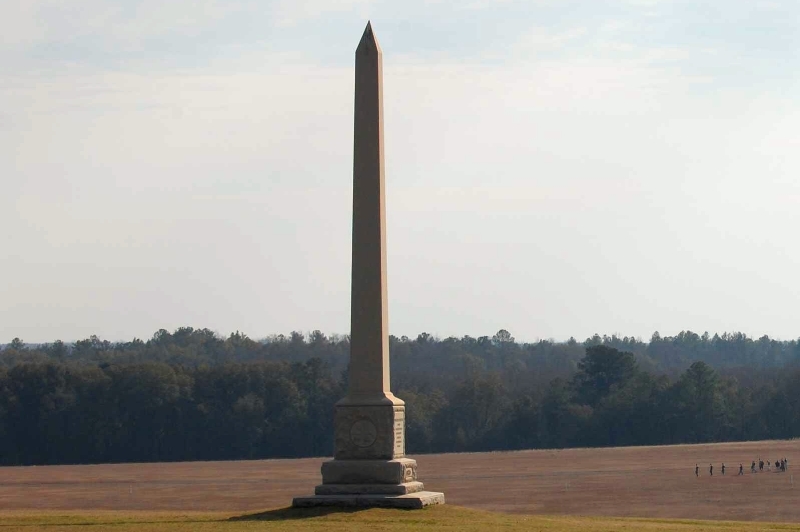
[349,21,392,401]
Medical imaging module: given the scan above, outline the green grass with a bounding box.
[1,506,799,532]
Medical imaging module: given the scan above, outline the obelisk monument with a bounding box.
[292,22,444,509]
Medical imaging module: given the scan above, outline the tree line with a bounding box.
[0,327,799,465]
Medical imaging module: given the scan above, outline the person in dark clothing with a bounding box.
[759,459,764,472]
[709,463,713,476]
[738,463,744,475]
[721,463,726,475]
[695,464,699,477]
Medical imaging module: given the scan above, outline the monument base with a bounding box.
[295,456,444,509]
[316,481,424,495]
[292,491,445,509]
[322,458,418,484]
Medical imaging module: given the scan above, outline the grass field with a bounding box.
[1,506,800,532]
[0,440,798,529]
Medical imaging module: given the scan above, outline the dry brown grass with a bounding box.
[0,440,797,522]
[1,507,799,532]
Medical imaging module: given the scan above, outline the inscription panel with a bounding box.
[393,410,405,457]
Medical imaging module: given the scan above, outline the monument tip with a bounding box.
[357,20,381,53]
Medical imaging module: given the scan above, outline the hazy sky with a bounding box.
[2,1,800,344]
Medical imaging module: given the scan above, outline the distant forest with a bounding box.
[0,328,799,466]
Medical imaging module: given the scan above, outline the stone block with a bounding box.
[321,458,417,485]
[334,404,405,460]
[292,491,445,509]
[314,481,424,495]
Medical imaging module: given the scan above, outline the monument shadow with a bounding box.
[229,506,369,521]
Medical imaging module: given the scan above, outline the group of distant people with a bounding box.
[695,457,789,477]
[752,457,789,473]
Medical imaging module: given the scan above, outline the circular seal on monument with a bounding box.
[349,419,377,448]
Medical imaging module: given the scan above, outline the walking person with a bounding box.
[710,463,713,476]
[695,464,699,477]
[721,463,726,475]
[738,463,744,475]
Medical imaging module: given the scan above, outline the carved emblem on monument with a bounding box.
[349,419,377,447]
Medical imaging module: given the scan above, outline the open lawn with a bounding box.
[0,440,798,524]
[1,506,800,532]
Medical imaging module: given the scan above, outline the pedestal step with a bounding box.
[292,491,445,509]
[321,458,417,484]
[315,481,424,495]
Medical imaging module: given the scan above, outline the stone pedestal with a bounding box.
[292,402,444,508]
